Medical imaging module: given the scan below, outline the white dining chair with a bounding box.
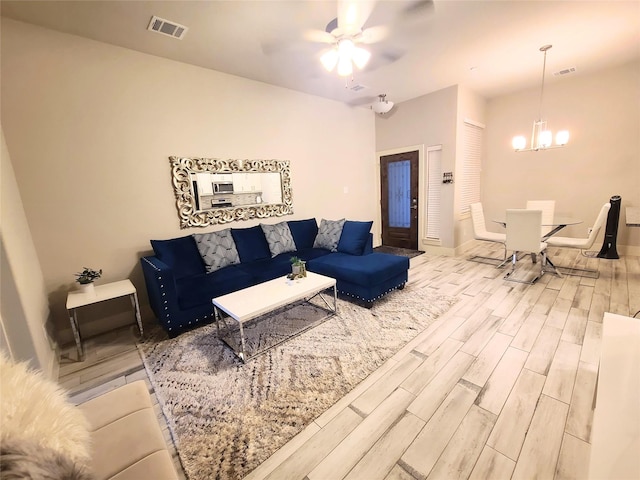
[504,209,548,284]
[526,200,555,237]
[545,202,611,277]
[469,202,507,267]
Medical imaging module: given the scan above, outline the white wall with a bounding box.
[1,127,57,376]
[375,85,460,252]
[1,18,377,343]
[484,60,640,252]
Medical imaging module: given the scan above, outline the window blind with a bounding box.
[459,121,483,215]
[426,148,442,240]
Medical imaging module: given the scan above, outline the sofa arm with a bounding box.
[140,256,180,327]
[78,381,178,480]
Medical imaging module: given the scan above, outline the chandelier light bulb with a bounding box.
[556,130,569,145]
[539,130,553,148]
[512,136,526,151]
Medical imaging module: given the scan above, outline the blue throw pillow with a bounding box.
[150,236,205,279]
[337,220,373,256]
[288,219,318,250]
[313,218,346,252]
[231,226,271,263]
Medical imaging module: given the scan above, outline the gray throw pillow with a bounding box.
[313,218,346,252]
[193,229,240,273]
[260,222,297,258]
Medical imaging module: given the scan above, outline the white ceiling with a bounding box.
[2,0,639,107]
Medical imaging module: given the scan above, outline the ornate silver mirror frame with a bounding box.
[169,157,293,229]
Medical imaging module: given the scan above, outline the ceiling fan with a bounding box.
[304,0,384,77]
[304,0,434,77]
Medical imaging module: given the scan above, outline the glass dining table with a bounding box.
[493,214,583,276]
[493,215,582,240]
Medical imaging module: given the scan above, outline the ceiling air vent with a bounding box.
[350,84,367,92]
[553,67,576,77]
[147,16,188,40]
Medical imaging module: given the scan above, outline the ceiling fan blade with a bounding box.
[304,29,336,44]
[363,46,405,71]
[337,0,376,33]
[262,37,325,57]
[403,0,435,17]
[359,25,388,44]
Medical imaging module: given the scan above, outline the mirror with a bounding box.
[169,157,293,228]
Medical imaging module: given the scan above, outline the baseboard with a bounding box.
[619,244,640,256]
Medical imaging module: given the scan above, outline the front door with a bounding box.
[380,151,419,250]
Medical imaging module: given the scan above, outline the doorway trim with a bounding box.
[374,145,424,248]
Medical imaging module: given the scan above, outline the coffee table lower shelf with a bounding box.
[213,273,337,363]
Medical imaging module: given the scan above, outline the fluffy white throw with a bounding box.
[0,353,91,465]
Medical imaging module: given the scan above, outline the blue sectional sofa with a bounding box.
[141,218,409,336]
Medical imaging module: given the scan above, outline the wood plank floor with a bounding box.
[57,243,640,480]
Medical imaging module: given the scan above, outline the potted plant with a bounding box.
[289,256,306,278]
[75,267,102,295]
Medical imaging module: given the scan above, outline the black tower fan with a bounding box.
[597,195,621,259]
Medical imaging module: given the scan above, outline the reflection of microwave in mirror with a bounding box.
[213,182,233,194]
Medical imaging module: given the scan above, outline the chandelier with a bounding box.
[320,38,371,77]
[512,45,569,152]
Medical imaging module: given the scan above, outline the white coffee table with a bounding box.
[212,271,337,362]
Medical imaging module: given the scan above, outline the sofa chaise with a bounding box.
[141,218,409,336]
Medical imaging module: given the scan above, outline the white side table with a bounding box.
[66,279,143,361]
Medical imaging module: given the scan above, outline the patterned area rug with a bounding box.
[138,286,456,480]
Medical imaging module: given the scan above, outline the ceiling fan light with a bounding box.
[338,38,355,56]
[337,56,353,76]
[512,136,526,151]
[352,46,371,69]
[320,49,339,72]
[556,130,569,145]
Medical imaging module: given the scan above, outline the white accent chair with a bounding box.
[545,203,611,277]
[526,200,555,237]
[469,202,507,267]
[504,209,548,284]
